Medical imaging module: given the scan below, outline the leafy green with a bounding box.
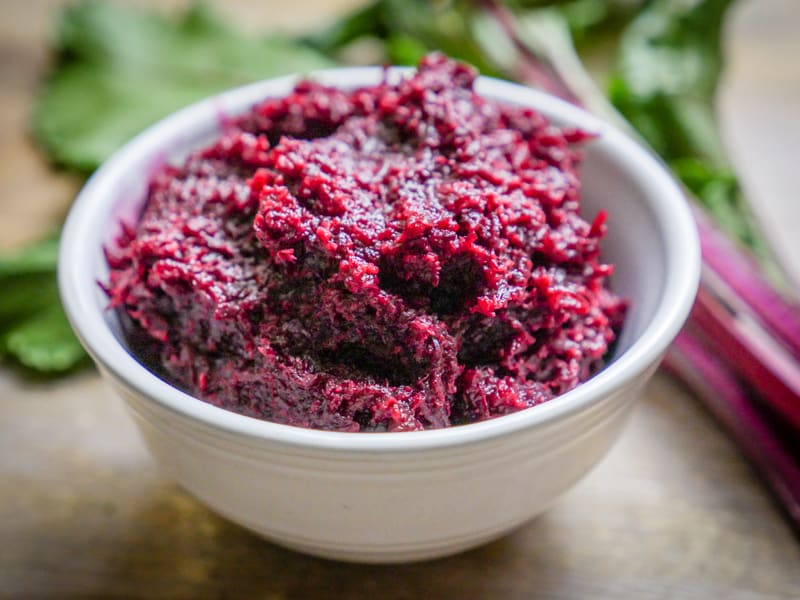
[34,1,332,172]
[608,0,770,259]
[308,0,503,76]
[0,235,87,373]
[504,0,643,46]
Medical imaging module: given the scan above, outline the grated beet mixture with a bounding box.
[106,54,626,432]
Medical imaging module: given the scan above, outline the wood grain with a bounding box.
[1,1,798,598]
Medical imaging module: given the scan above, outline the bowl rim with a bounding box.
[58,66,700,452]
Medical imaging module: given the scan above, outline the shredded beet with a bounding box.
[105,54,626,432]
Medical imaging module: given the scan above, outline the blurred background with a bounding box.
[1,1,799,598]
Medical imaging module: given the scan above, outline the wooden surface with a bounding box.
[1,1,799,598]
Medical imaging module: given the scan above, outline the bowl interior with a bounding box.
[61,67,698,448]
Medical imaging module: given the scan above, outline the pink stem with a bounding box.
[693,206,800,361]
[665,331,800,529]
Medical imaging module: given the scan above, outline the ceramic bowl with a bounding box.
[59,67,700,563]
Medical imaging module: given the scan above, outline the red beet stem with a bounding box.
[691,280,800,429]
[666,331,800,529]
[694,206,800,362]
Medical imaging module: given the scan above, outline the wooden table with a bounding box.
[2,1,798,598]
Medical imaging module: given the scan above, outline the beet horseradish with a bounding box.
[105,54,626,432]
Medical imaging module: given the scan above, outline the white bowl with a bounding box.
[59,67,700,563]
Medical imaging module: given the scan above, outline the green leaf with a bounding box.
[609,0,733,169]
[2,303,87,373]
[386,34,429,66]
[0,235,87,374]
[307,0,504,77]
[612,2,752,250]
[0,233,59,278]
[0,273,59,327]
[304,1,388,53]
[608,0,775,265]
[33,1,333,172]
